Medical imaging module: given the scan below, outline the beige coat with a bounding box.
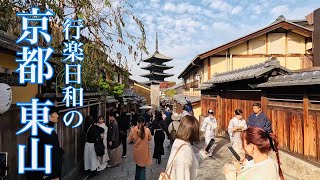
[225,157,280,180]
[165,139,206,180]
[128,126,152,167]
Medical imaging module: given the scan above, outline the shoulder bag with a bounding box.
[158,143,187,180]
[86,124,105,156]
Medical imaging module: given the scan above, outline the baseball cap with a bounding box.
[208,109,214,114]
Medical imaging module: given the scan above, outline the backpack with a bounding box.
[185,100,193,113]
[169,123,177,141]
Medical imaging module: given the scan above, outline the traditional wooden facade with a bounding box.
[201,58,320,177]
[178,15,314,116]
[0,31,110,180]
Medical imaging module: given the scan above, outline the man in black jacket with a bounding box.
[26,107,64,180]
[118,109,131,158]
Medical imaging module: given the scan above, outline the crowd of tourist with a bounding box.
[81,101,284,180]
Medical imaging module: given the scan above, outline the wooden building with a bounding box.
[200,59,320,179]
[178,15,314,117]
[0,30,110,180]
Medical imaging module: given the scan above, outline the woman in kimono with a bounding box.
[96,116,110,171]
[228,109,247,154]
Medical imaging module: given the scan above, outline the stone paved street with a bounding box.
[87,137,232,180]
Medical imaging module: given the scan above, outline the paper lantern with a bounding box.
[0,83,12,114]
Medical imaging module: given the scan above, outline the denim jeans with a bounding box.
[135,164,146,180]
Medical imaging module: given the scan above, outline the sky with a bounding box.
[125,0,319,83]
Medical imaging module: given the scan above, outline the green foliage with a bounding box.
[0,0,147,90]
[165,89,176,97]
[98,76,125,98]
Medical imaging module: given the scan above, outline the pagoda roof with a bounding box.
[141,63,173,70]
[143,80,162,85]
[142,51,173,63]
[141,72,174,78]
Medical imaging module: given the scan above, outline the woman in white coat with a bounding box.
[96,116,110,171]
[227,109,247,153]
[200,109,217,156]
[163,115,207,180]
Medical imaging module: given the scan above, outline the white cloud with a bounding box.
[163,2,176,12]
[231,6,243,15]
[212,22,233,32]
[253,5,262,15]
[210,0,233,11]
[271,5,289,16]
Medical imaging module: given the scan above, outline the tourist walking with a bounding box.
[247,103,272,133]
[96,116,110,171]
[128,116,153,180]
[150,110,169,164]
[162,115,207,180]
[119,109,131,158]
[228,109,247,153]
[223,126,284,180]
[168,112,181,146]
[26,108,64,180]
[131,108,139,126]
[84,116,105,178]
[201,109,217,156]
[107,112,122,167]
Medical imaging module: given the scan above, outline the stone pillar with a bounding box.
[150,84,160,112]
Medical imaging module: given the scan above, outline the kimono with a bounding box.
[107,119,122,166]
[228,117,247,153]
[97,123,110,171]
[201,116,217,145]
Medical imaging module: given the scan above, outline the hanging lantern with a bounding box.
[0,83,12,114]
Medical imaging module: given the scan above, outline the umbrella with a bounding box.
[139,105,153,110]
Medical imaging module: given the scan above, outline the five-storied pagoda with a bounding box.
[141,33,174,86]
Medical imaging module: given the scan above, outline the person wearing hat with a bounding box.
[201,109,217,156]
[168,113,181,147]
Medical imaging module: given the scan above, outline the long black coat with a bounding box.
[150,120,169,159]
[26,122,64,180]
[107,119,120,149]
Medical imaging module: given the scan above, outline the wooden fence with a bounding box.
[200,91,320,164]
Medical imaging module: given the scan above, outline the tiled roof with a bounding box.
[142,52,173,62]
[204,59,289,85]
[141,72,174,77]
[122,89,136,97]
[106,96,118,103]
[141,63,173,70]
[143,80,162,85]
[196,83,214,90]
[173,94,201,105]
[257,70,320,87]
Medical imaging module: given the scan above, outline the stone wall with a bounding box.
[271,151,320,180]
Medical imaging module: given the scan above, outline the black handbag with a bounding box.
[86,125,105,157]
[94,137,105,157]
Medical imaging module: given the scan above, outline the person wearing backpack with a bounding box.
[168,113,181,147]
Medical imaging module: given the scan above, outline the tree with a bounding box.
[0,0,147,90]
[165,89,176,98]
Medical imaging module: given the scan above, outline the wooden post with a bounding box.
[217,91,223,136]
[261,91,268,113]
[303,93,309,157]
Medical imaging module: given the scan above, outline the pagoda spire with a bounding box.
[155,32,159,53]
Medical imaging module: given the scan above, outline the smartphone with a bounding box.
[227,146,241,161]
[205,138,215,152]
